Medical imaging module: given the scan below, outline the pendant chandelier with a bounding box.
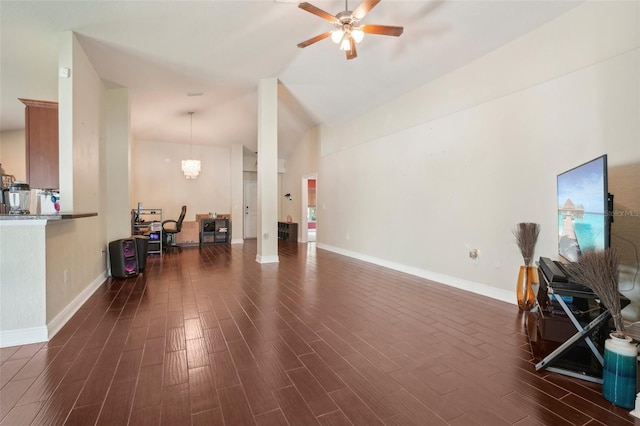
[181,112,201,179]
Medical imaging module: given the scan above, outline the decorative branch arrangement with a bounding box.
[570,248,624,335]
[513,223,540,266]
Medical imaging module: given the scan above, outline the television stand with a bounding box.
[529,258,630,383]
[535,293,609,383]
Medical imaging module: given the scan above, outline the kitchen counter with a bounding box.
[0,212,97,221]
[0,212,100,347]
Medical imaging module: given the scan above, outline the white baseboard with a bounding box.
[256,254,279,264]
[0,326,48,348]
[231,238,244,244]
[317,243,516,305]
[0,270,108,347]
[47,270,107,339]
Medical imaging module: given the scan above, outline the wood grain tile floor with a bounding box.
[1,241,639,425]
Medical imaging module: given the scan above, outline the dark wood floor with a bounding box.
[1,241,638,425]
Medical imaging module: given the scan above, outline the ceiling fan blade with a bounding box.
[298,2,336,22]
[352,0,381,21]
[346,37,357,60]
[297,32,331,48]
[362,24,404,37]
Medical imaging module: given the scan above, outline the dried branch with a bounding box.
[513,223,540,265]
[570,249,624,334]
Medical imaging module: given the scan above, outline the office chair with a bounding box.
[162,205,186,250]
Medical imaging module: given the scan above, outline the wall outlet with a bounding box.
[64,269,69,283]
[469,249,479,262]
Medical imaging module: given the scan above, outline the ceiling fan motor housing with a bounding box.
[336,10,355,23]
[335,11,359,35]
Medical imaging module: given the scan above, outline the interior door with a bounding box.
[244,181,257,239]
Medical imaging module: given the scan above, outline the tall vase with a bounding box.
[602,333,637,409]
[516,265,537,311]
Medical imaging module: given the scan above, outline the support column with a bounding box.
[105,88,131,243]
[256,78,279,263]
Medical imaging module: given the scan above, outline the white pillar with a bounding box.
[105,88,131,243]
[256,78,279,263]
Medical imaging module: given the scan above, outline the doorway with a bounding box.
[307,178,316,242]
[244,181,257,239]
[301,175,317,243]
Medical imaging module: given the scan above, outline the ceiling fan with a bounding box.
[297,0,403,60]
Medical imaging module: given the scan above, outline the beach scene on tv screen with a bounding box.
[557,158,606,262]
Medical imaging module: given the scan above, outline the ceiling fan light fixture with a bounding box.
[331,29,344,43]
[351,28,364,43]
[340,36,351,51]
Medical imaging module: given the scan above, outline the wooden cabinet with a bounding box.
[20,98,58,189]
[278,222,298,242]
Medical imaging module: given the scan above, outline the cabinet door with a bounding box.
[20,99,59,189]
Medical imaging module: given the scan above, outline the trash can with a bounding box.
[132,235,149,271]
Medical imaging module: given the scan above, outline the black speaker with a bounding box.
[109,238,138,278]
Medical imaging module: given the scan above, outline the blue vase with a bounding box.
[602,333,637,409]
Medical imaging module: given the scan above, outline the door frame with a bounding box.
[300,174,317,244]
[243,180,257,239]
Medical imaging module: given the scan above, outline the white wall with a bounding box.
[230,144,244,243]
[48,32,107,324]
[280,127,319,238]
[0,130,26,181]
[132,139,231,221]
[313,1,640,305]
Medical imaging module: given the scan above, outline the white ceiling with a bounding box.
[0,0,581,158]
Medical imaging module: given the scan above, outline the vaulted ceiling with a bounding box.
[0,0,581,158]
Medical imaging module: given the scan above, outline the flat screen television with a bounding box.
[557,155,611,262]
